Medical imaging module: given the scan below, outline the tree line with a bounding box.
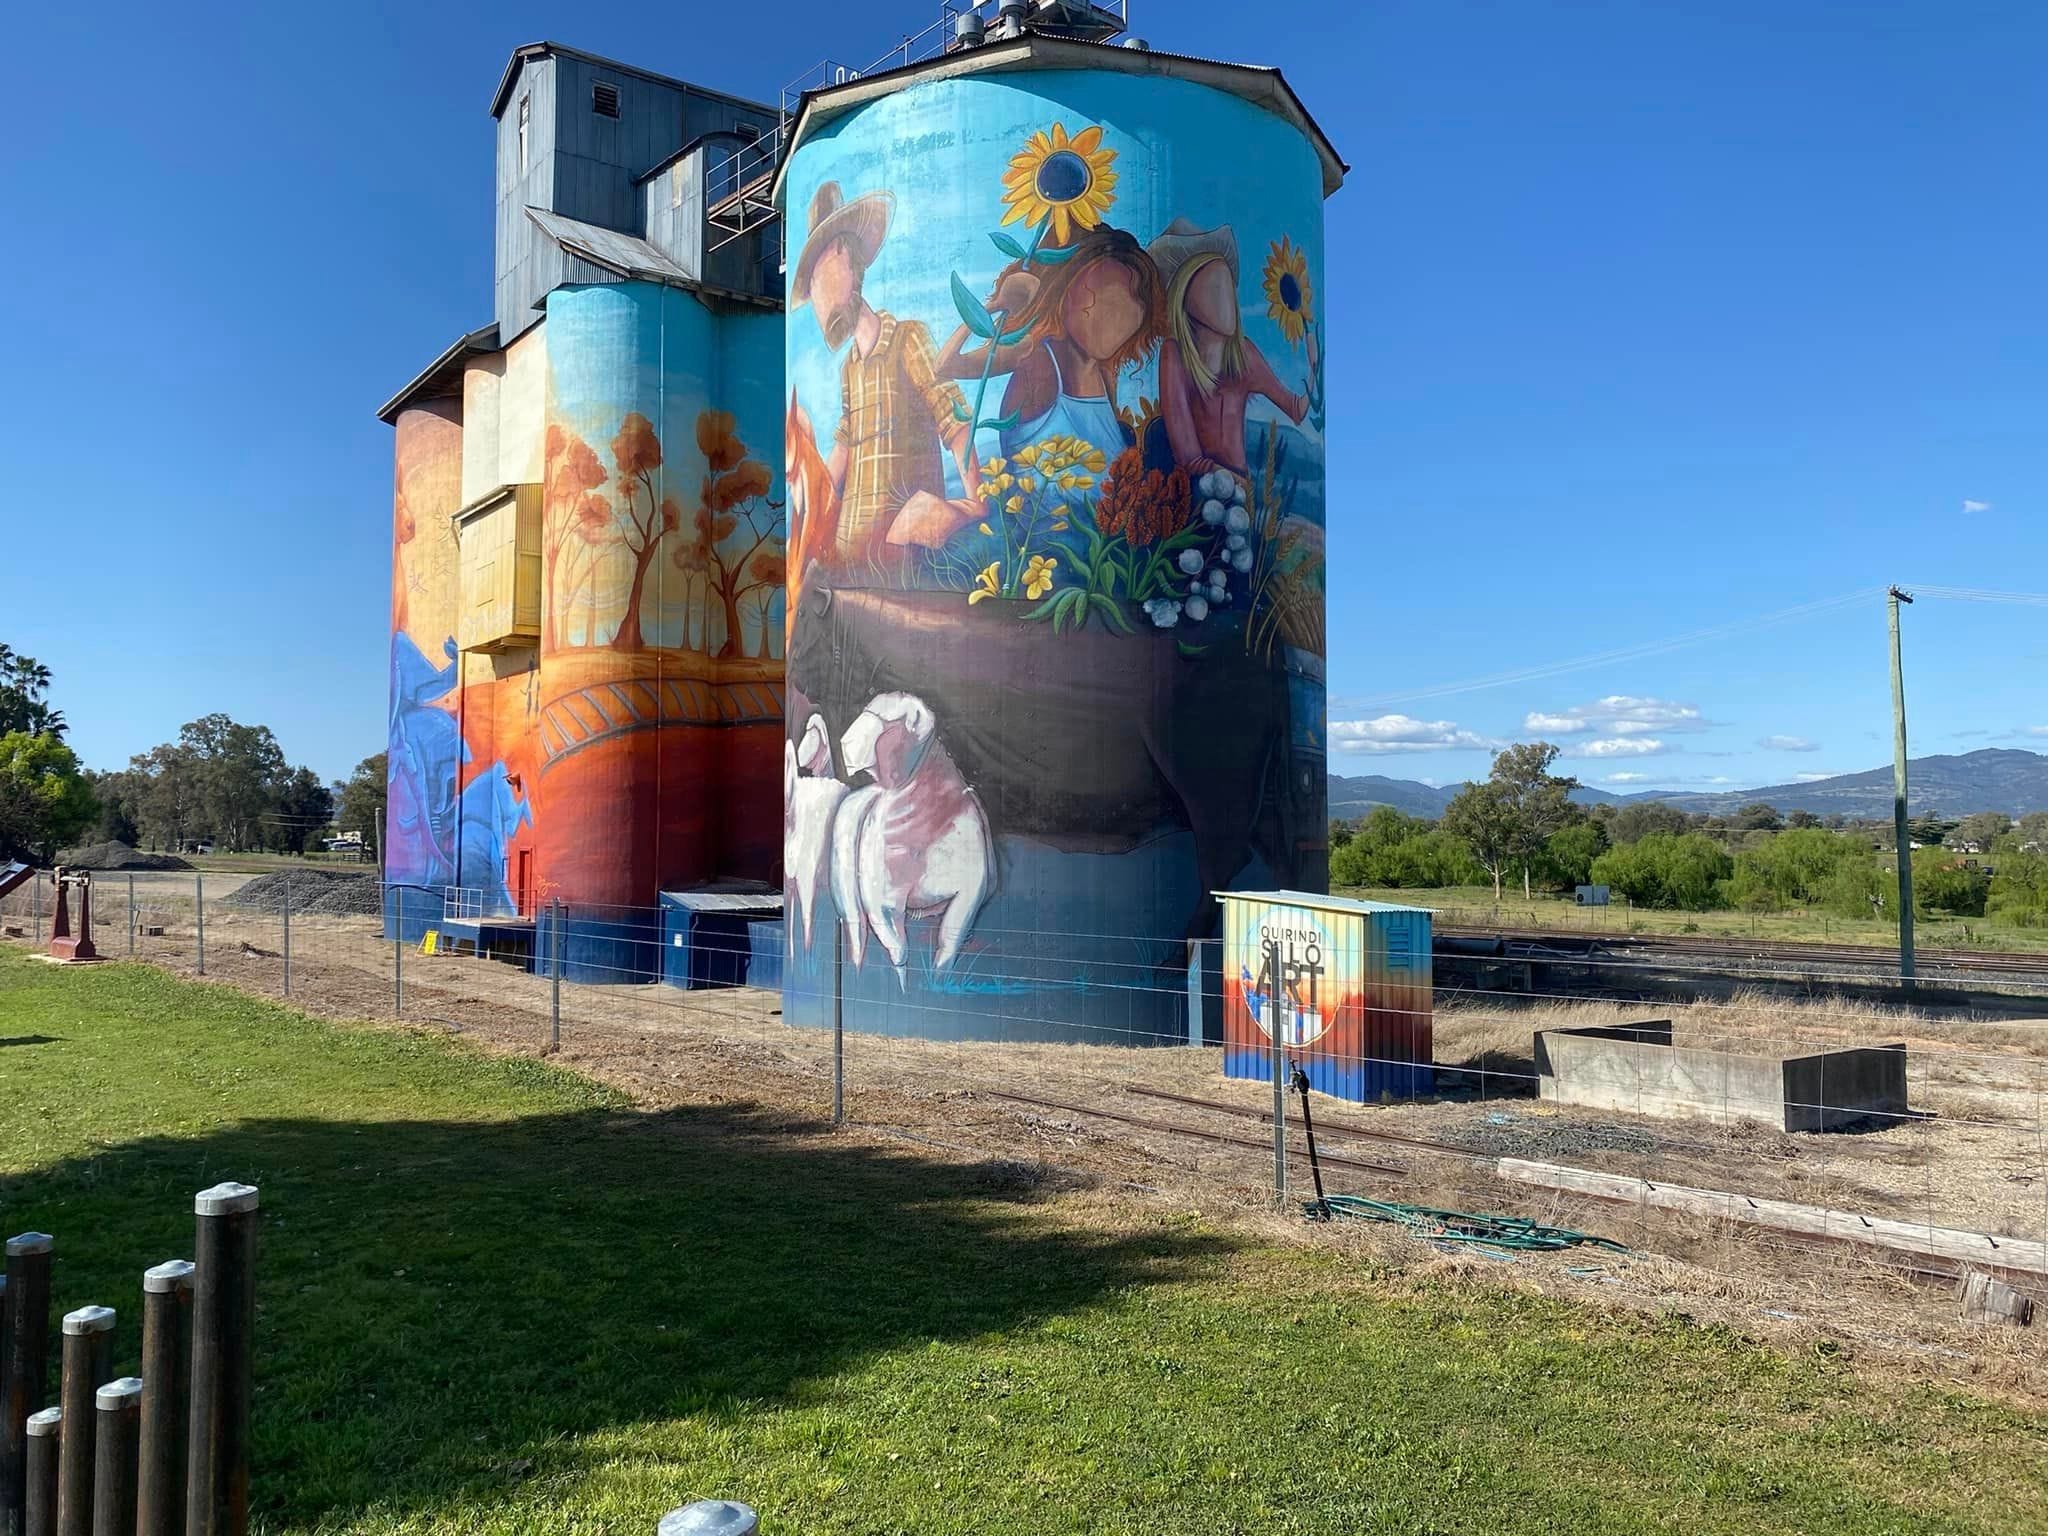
[0,641,388,864]
[1330,742,2048,928]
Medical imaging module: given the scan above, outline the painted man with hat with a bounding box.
[792,181,981,562]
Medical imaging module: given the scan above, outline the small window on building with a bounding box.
[517,97,530,174]
[592,81,620,118]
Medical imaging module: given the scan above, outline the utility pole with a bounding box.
[1887,586,1915,983]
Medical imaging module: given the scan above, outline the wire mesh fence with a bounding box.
[5,869,2046,1319]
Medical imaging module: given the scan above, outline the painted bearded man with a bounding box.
[791,182,981,563]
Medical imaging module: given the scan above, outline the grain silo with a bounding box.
[777,17,1343,1043]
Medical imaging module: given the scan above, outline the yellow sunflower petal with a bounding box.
[1069,125,1103,156]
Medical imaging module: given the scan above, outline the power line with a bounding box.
[1341,588,1883,712]
[1910,585,2048,607]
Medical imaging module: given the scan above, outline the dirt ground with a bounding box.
[6,892,2046,1404]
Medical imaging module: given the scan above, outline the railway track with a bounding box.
[1438,925,2048,986]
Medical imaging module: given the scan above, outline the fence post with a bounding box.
[127,877,135,959]
[1268,938,1286,1206]
[186,1184,257,1536]
[89,1380,141,1536]
[136,1262,193,1536]
[194,877,204,977]
[394,930,403,1018]
[3,1233,56,1536]
[23,1412,57,1536]
[1186,939,1204,1048]
[550,899,562,1052]
[281,875,290,999]
[832,921,845,1127]
[57,1306,115,1536]
[31,875,40,947]
[659,1501,757,1535]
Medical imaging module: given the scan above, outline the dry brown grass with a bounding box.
[10,911,2046,1406]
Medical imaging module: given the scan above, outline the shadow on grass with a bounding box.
[0,1035,59,1047]
[2,1099,1233,1527]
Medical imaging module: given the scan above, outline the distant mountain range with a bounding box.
[1329,748,2048,822]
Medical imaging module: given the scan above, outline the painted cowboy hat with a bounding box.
[1145,217,1239,290]
[790,182,895,306]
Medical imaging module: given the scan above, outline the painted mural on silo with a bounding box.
[782,68,1329,1043]
[539,282,786,976]
[385,400,538,938]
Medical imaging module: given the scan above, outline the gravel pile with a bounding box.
[57,841,193,872]
[1443,1111,1666,1161]
[225,869,381,916]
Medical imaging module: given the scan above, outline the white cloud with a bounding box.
[1575,737,1670,758]
[1758,735,1820,752]
[1329,715,1495,755]
[1523,695,1705,741]
[1704,775,1737,785]
[1794,772,1834,783]
[1963,498,1990,514]
[1604,771,1653,784]
[2027,726,2048,738]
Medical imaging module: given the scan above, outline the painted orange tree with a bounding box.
[610,412,682,652]
[672,410,784,660]
[542,423,609,651]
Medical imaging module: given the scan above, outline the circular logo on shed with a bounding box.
[1242,904,1333,1048]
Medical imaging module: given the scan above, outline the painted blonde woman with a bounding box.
[1147,219,1319,483]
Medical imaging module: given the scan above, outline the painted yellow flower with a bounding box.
[1018,474,1038,493]
[1001,123,1118,245]
[1263,236,1314,347]
[968,562,1001,605]
[984,456,1007,475]
[1081,448,1107,473]
[1013,444,1040,466]
[979,521,994,536]
[1023,554,1059,600]
[1005,494,1024,513]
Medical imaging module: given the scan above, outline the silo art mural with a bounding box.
[782,68,1331,1043]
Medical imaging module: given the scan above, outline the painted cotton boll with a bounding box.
[1201,498,1227,525]
[1225,505,1251,534]
[1232,547,1254,573]
[1184,593,1210,621]
[1177,549,1204,575]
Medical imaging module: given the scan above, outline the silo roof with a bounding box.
[772,32,1348,207]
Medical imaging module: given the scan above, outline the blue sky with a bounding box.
[3,0,2042,791]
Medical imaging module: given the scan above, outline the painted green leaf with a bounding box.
[952,399,974,423]
[996,323,1034,347]
[1176,639,1210,658]
[989,231,1029,260]
[985,410,1022,434]
[951,272,997,339]
[1030,243,1079,265]
[1092,594,1136,635]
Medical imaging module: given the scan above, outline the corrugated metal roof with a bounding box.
[525,207,692,283]
[488,41,773,121]
[1215,890,1435,917]
[375,323,499,425]
[659,891,785,913]
[773,32,1347,206]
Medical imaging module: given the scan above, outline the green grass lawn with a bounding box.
[2,948,2044,1534]
[1338,883,2048,955]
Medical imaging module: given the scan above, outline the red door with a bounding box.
[515,849,534,917]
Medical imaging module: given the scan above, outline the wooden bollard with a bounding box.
[185,1185,256,1536]
[55,1309,113,1536]
[22,1412,59,1536]
[136,1264,193,1536]
[89,1382,140,1536]
[2,1235,56,1536]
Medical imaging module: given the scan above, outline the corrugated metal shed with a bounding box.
[1219,891,1434,1104]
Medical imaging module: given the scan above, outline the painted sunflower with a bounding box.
[1262,236,1314,347]
[1001,123,1118,245]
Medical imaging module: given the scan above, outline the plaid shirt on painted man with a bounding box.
[834,313,967,555]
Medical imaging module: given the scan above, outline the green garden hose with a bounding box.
[1307,1194,1629,1256]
